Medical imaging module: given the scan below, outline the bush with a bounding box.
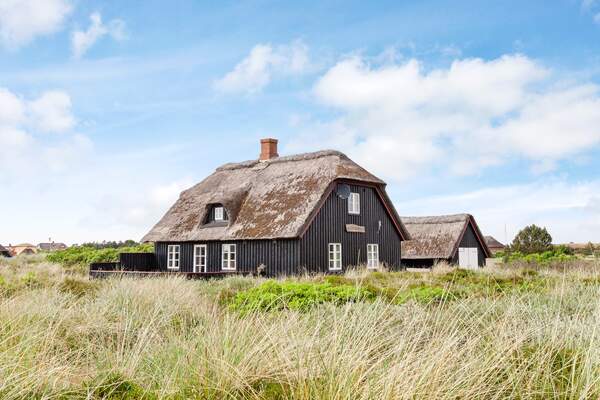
[229,280,377,313]
[511,225,553,254]
[85,372,147,400]
[58,277,99,297]
[47,243,154,267]
[503,247,576,264]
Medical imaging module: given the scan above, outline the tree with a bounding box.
[511,225,553,254]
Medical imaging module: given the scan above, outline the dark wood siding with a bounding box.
[299,183,403,273]
[451,223,487,266]
[155,239,300,276]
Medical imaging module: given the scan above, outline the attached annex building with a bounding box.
[400,214,491,268]
[142,139,410,276]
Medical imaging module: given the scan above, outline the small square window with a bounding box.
[348,192,360,215]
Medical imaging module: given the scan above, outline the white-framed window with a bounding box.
[167,245,180,270]
[367,244,379,269]
[222,244,236,270]
[193,244,207,273]
[214,206,224,221]
[328,243,342,271]
[348,192,360,215]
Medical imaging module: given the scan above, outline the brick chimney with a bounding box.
[259,138,279,161]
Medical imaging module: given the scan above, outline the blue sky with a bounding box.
[1,0,600,245]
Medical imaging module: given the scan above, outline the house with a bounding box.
[400,214,491,269]
[37,242,68,252]
[0,245,11,258]
[484,236,506,255]
[141,138,410,276]
[9,244,37,256]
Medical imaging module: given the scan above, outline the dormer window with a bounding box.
[206,204,228,224]
[348,192,360,215]
[214,206,224,221]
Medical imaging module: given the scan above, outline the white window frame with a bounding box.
[193,244,207,273]
[367,244,379,269]
[214,206,224,221]
[222,244,236,271]
[328,243,342,271]
[348,192,360,215]
[167,245,180,270]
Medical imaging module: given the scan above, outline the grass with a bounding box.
[1,256,600,398]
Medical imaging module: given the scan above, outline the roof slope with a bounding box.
[484,236,505,249]
[401,214,491,259]
[143,150,406,242]
[0,244,9,254]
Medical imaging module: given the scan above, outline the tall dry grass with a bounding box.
[0,257,600,398]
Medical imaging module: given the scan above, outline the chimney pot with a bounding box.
[260,138,279,161]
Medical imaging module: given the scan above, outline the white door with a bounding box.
[193,245,207,273]
[459,248,479,269]
[468,248,479,269]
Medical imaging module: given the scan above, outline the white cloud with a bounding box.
[0,0,72,49]
[71,12,126,59]
[396,179,600,244]
[214,40,309,94]
[0,87,90,179]
[292,54,600,182]
[28,90,75,133]
[89,179,193,229]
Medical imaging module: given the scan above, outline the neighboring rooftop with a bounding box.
[401,214,491,260]
[38,242,68,251]
[484,236,505,250]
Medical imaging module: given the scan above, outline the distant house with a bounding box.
[0,245,11,258]
[141,138,410,276]
[484,236,506,254]
[37,242,67,252]
[400,214,491,268]
[9,244,38,256]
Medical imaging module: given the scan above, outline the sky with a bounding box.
[1,0,600,246]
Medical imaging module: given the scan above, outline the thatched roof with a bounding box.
[143,150,408,242]
[401,214,491,259]
[37,242,67,251]
[484,236,505,250]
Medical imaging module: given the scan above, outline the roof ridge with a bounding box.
[402,213,470,222]
[216,149,346,171]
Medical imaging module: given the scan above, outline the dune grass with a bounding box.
[1,256,600,399]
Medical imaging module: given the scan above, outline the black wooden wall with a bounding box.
[451,223,487,266]
[153,182,404,276]
[155,239,300,276]
[299,183,403,273]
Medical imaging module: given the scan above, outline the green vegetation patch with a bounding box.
[47,243,154,267]
[85,372,149,400]
[58,277,99,297]
[229,280,377,313]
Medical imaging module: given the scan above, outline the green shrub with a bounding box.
[20,272,40,289]
[58,277,99,297]
[229,280,376,313]
[47,243,154,267]
[85,372,148,400]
